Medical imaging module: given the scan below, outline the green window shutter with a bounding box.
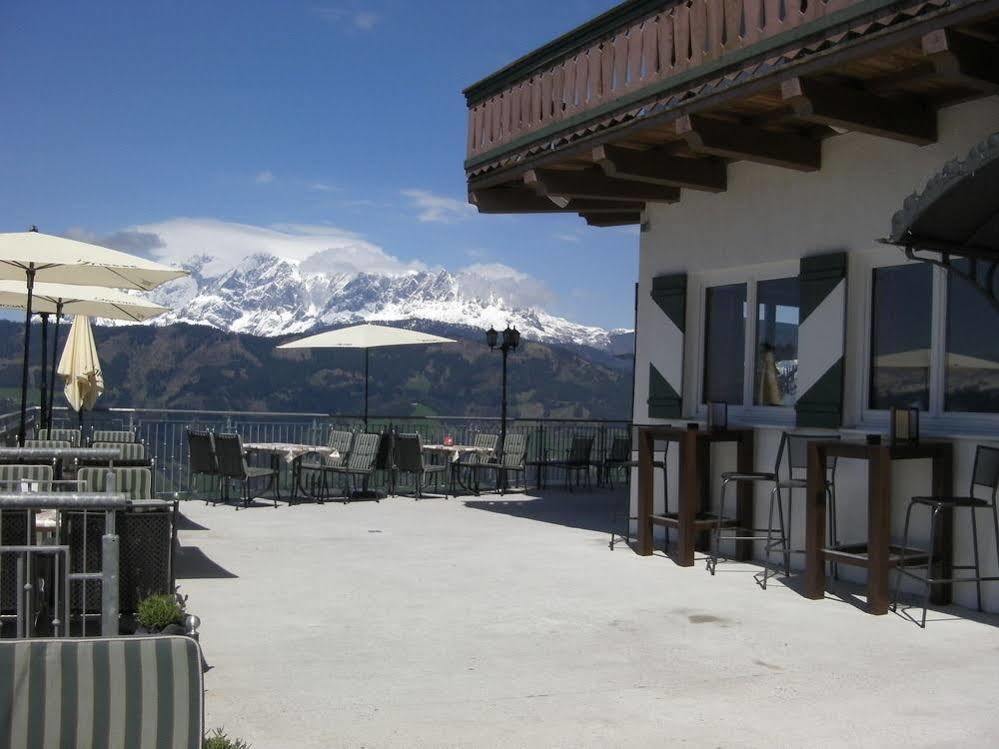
[648,273,686,419]
[796,252,848,428]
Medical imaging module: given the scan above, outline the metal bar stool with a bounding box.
[893,444,999,627]
[609,440,667,551]
[708,432,840,588]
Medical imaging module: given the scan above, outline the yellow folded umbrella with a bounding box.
[57,315,104,414]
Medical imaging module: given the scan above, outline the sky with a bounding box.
[0,0,639,329]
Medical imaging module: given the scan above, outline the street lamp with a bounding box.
[486,326,520,462]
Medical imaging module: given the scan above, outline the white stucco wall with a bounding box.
[631,96,999,612]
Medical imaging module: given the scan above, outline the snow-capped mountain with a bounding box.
[143,253,628,351]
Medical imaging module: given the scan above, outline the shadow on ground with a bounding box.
[175,546,238,579]
[464,488,628,535]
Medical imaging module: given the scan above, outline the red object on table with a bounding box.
[444,435,454,446]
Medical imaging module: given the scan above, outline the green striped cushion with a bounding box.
[94,442,146,462]
[0,464,54,490]
[92,431,136,444]
[23,440,72,449]
[38,429,82,447]
[77,468,153,500]
[0,636,203,749]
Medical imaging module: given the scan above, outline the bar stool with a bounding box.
[893,444,999,628]
[708,432,840,588]
[609,440,667,551]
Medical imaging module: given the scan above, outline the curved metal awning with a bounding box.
[887,132,999,258]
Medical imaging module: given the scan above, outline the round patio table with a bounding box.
[422,444,496,495]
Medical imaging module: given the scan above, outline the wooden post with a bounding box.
[636,427,654,555]
[867,446,892,615]
[676,430,699,566]
[804,441,827,600]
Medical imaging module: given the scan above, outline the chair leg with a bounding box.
[921,507,940,629]
[892,500,917,613]
[785,489,794,577]
[709,479,730,575]
[773,486,789,577]
[970,508,983,612]
[764,486,778,590]
[828,484,839,580]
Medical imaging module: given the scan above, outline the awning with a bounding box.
[887,132,999,258]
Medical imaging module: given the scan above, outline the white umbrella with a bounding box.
[0,228,186,443]
[57,316,104,421]
[0,280,170,429]
[277,323,456,425]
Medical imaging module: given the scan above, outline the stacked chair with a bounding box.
[394,432,448,499]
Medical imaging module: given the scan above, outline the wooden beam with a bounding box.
[592,144,727,193]
[780,77,937,146]
[922,29,999,95]
[525,168,679,203]
[580,211,642,228]
[470,188,643,214]
[675,115,821,172]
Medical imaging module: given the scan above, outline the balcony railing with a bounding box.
[465,0,862,163]
[4,407,633,496]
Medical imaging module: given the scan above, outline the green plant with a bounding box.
[136,593,185,631]
[204,727,252,749]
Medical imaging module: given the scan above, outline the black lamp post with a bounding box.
[486,326,520,461]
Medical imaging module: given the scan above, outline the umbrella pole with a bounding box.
[48,302,63,430]
[39,313,49,431]
[364,348,369,431]
[18,264,36,446]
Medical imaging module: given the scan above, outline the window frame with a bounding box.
[693,261,800,424]
[858,254,999,431]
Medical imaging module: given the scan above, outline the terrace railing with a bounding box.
[465,0,862,162]
[14,407,633,496]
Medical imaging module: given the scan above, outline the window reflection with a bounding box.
[946,259,999,413]
[869,264,932,410]
[703,283,747,404]
[755,277,799,406]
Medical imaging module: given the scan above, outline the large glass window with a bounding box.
[703,283,746,404]
[945,259,999,413]
[755,277,799,406]
[869,264,933,410]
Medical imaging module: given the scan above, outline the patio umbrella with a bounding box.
[57,316,104,424]
[0,228,186,443]
[277,323,456,427]
[0,281,170,429]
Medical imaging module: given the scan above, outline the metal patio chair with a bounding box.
[707,431,840,588]
[394,432,448,499]
[324,432,381,501]
[0,465,54,631]
[470,432,529,494]
[544,435,595,491]
[454,432,498,494]
[893,444,999,627]
[36,427,81,446]
[213,432,281,508]
[300,429,353,496]
[606,436,668,551]
[22,439,71,449]
[186,428,220,503]
[91,428,136,444]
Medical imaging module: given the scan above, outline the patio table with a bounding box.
[243,443,340,502]
[636,425,756,566]
[805,439,954,615]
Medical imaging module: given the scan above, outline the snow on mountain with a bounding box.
[141,253,625,350]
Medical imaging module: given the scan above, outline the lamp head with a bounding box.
[486,327,498,349]
[504,326,520,351]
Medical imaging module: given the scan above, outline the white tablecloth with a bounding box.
[243,443,340,465]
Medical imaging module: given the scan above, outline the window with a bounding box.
[869,264,933,410]
[945,260,999,413]
[755,277,799,406]
[703,283,746,404]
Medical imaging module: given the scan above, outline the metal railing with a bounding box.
[14,406,633,495]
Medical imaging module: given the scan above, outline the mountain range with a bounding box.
[142,252,633,353]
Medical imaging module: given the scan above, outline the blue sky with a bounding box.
[0,0,638,329]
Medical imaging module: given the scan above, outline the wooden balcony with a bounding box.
[463,0,999,226]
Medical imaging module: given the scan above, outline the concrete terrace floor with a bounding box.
[175,489,999,749]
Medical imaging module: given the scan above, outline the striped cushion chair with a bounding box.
[77,467,153,500]
[93,441,149,465]
[37,428,82,446]
[91,430,136,444]
[0,465,55,614]
[22,440,72,449]
[0,636,204,748]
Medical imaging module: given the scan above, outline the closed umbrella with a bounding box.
[277,323,456,427]
[0,228,186,443]
[0,281,170,429]
[57,316,104,424]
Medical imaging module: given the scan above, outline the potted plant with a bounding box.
[135,592,188,636]
[204,728,251,749]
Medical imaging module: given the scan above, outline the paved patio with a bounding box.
[176,490,999,748]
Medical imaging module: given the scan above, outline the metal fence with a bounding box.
[4,407,632,495]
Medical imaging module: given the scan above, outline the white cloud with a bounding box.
[456,262,554,309]
[112,217,422,278]
[314,6,380,31]
[255,170,275,184]
[309,182,336,192]
[554,233,581,243]
[402,189,476,224]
